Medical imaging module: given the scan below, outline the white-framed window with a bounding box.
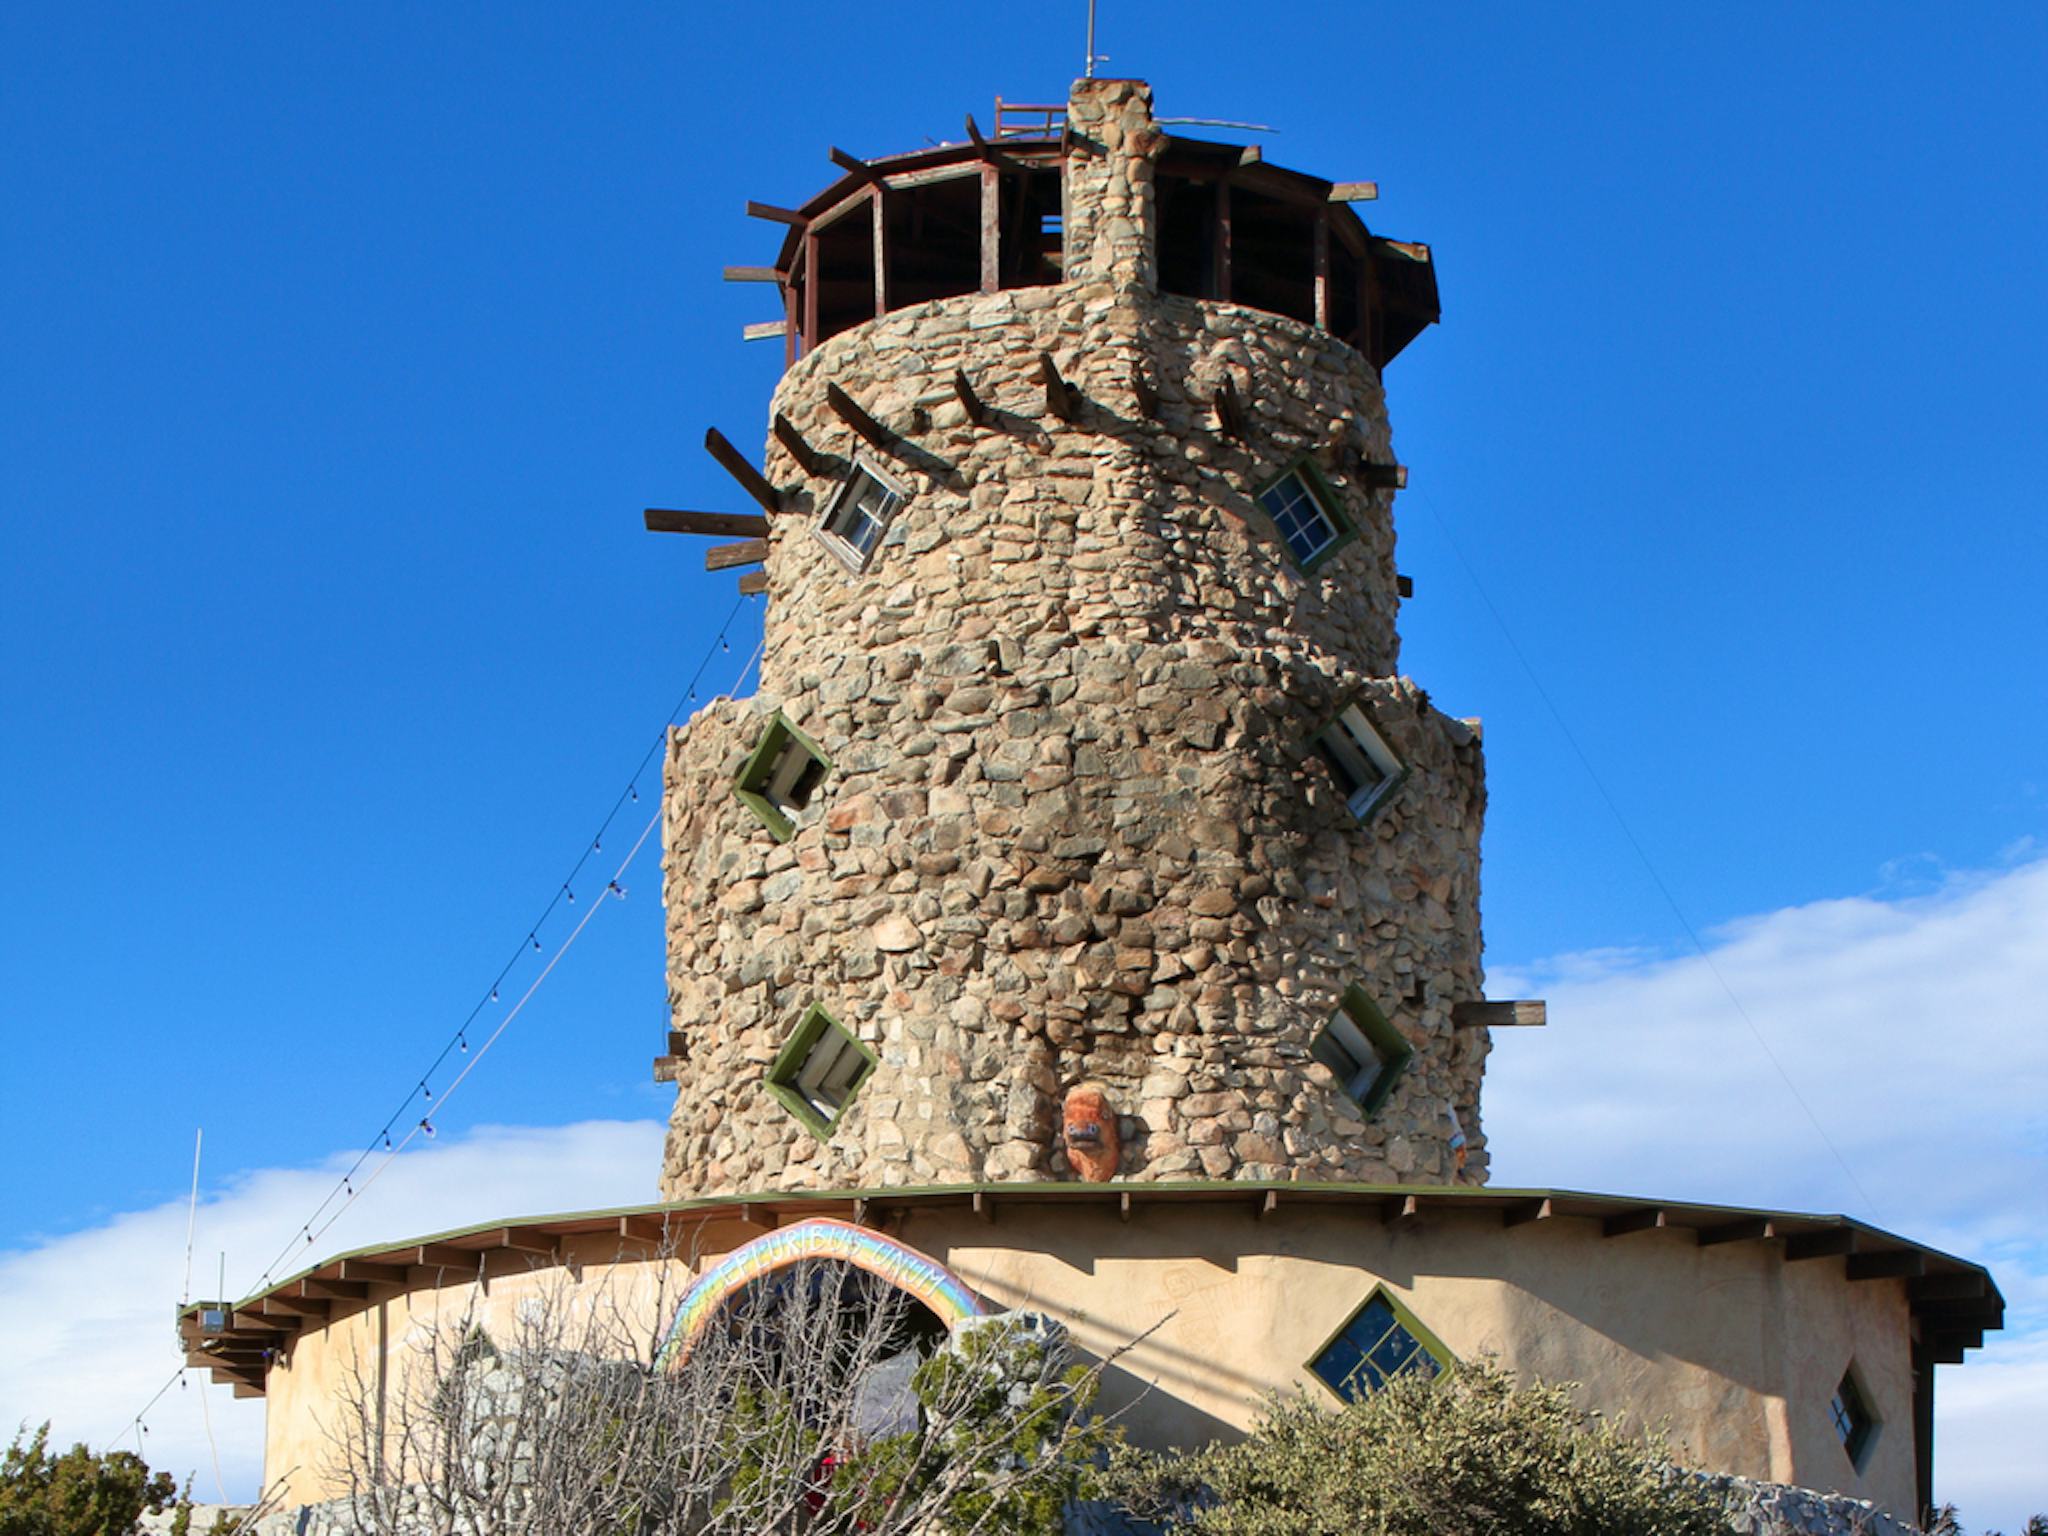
[1255,462,1354,571]
[766,1004,876,1138]
[815,455,908,572]
[1312,702,1404,821]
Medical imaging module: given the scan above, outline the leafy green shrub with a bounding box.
[1106,1357,1729,1536]
[0,1424,181,1536]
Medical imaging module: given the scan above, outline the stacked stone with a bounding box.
[658,79,1489,1200]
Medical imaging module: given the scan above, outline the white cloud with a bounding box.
[1485,854,2048,1530]
[0,1119,661,1504]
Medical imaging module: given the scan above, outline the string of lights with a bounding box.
[106,599,765,1456]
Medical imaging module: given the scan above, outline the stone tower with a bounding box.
[657,79,1488,1199]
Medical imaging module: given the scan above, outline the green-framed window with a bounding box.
[1254,457,1357,573]
[815,454,908,573]
[1311,984,1412,1117]
[1829,1365,1879,1470]
[766,1003,877,1138]
[1305,698,1406,822]
[1308,1285,1452,1402]
[734,712,832,842]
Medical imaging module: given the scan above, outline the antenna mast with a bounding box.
[1085,0,1106,77]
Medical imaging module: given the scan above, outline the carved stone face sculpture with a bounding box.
[1062,1084,1119,1183]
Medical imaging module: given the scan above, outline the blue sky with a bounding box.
[2,1,2044,1524]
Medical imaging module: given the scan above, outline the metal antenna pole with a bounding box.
[1086,0,1098,77]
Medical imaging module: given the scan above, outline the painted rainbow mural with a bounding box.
[658,1216,987,1364]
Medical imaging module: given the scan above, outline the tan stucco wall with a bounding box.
[262,1203,1918,1519]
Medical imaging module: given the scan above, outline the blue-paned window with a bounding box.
[1309,1289,1448,1402]
[1258,470,1343,567]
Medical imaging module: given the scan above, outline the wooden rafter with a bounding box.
[772,414,825,476]
[1213,374,1247,439]
[1451,1000,1543,1029]
[951,369,986,427]
[703,427,783,515]
[1039,352,1079,423]
[737,570,768,596]
[705,539,767,572]
[826,383,894,450]
[644,509,770,539]
[745,200,805,227]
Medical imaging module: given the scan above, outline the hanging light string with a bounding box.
[246,594,760,1293]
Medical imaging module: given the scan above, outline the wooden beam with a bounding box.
[705,539,768,572]
[772,414,825,476]
[257,1293,328,1319]
[1213,374,1247,439]
[737,570,769,596]
[871,184,888,318]
[723,265,782,283]
[1359,459,1410,492]
[742,320,787,343]
[733,1203,778,1235]
[644,509,770,539]
[979,163,1000,293]
[1696,1217,1776,1247]
[1602,1207,1667,1238]
[1313,213,1330,330]
[829,146,877,182]
[1500,1198,1553,1228]
[1328,181,1380,203]
[1039,352,1079,423]
[489,1227,559,1258]
[1397,575,1414,599]
[1118,1190,1133,1222]
[1846,1250,1926,1281]
[1910,1271,1990,1302]
[297,1277,367,1302]
[1382,1194,1420,1226]
[652,1053,682,1082]
[1784,1229,1857,1262]
[703,427,783,515]
[745,200,806,227]
[1254,1189,1280,1221]
[1451,1000,1545,1029]
[1236,145,1263,168]
[826,382,894,450]
[1130,371,1159,419]
[412,1243,485,1270]
[338,1258,410,1286]
[229,1379,265,1400]
[952,369,986,427]
[619,1214,671,1246]
[236,1308,301,1332]
[972,1190,995,1223]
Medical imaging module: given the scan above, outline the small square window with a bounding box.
[1311,985,1412,1116]
[1830,1366,1878,1470]
[815,456,908,572]
[1255,460,1355,572]
[1309,1286,1450,1402]
[766,1004,876,1137]
[1309,701,1405,821]
[734,713,832,842]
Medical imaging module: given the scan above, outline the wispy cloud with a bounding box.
[1486,853,2048,1528]
[0,1119,661,1502]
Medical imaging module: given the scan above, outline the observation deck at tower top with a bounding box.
[735,79,1440,370]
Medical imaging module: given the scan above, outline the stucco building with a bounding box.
[182,78,2003,1528]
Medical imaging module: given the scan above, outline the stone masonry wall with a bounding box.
[657,78,1490,1200]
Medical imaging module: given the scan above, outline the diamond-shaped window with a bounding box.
[1310,985,1413,1117]
[1255,459,1356,573]
[734,713,831,842]
[1309,1286,1450,1402]
[1829,1365,1879,1470]
[815,455,908,572]
[1309,700,1405,822]
[766,1004,876,1138]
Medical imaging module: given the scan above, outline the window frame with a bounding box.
[765,1003,878,1139]
[1252,456,1358,574]
[813,453,910,573]
[1829,1364,1880,1471]
[1304,696,1407,822]
[734,712,833,843]
[1306,1283,1454,1403]
[1311,984,1413,1118]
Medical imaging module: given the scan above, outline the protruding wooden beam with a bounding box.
[826,382,895,450]
[1359,459,1409,492]
[772,413,825,476]
[413,1243,485,1270]
[1451,1000,1545,1029]
[1213,374,1247,439]
[298,1277,368,1302]
[1382,1194,1420,1226]
[237,1308,302,1332]
[742,320,787,343]
[1910,1272,1990,1303]
[703,427,783,516]
[1784,1228,1858,1262]
[705,539,768,572]
[1847,1251,1926,1281]
[666,1028,688,1056]
[338,1259,410,1286]
[973,1190,995,1222]
[651,1051,681,1081]
[1119,1190,1133,1223]
[257,1293,328,1319]
[952,369,986,427]
[723,265,782,283]
[1696,1217,1776,1247]
[745,200,806,227]
[644,509,771,539]
[1236,145,1263,168]
[1397,574,1415,599]
[851,1198,874,1228]
[489,1228,559,1258]
[734,1203,777,1235]
[1602,1207,1667,1239]
[1131,371,1159,419]
[618,1214,671,1246]
[1501,1198,1553,1228]
[737,570,769,596]
[829,146,878,182]
[1039,352,1079,423]
[1328,181,1380,203]
[1254,1189,1280,1221]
